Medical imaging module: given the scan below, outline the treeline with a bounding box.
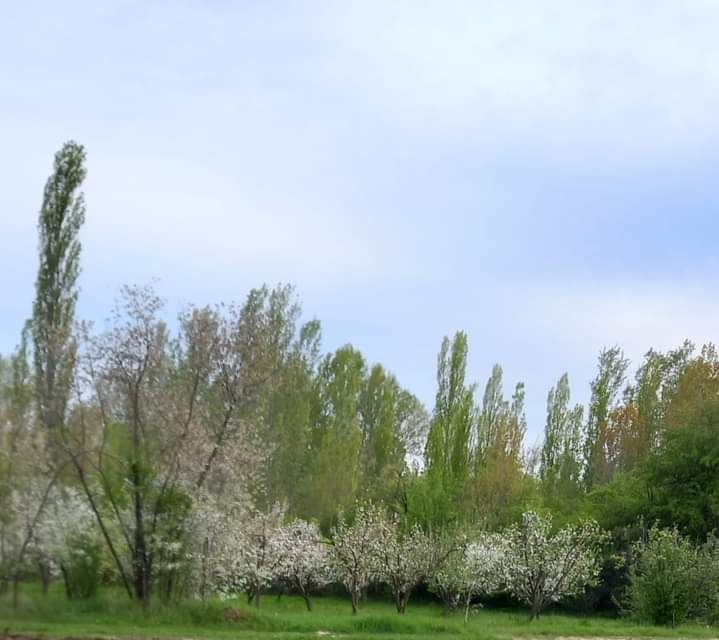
[2,141,719,623]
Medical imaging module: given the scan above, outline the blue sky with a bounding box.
[2,1,719,442]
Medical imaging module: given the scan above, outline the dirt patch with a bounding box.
[221,606,251,622]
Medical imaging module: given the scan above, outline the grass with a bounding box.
[1,584,717,640]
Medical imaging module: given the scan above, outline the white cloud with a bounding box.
[315,1,719,158]
[526,279,719,361]
[3,0,719,438]
[76,149,427,293]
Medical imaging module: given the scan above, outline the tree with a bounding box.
[425,332,475,517]
[185,497,245,603]
[359,366,403,488]
[429,533,504,622]
[503,511,606,620]
[358,366,428,507]
[584,347,629,490]
[593,402,642,481]
[476,364,505,462]
[375,515,433,613]
[0,335,60,606]
[221,504,286,608]
[311,346,366,526]
[60,283,290,606]
[1,477,59,607]
[427,538,466,615]
[264,319,321,515]
[33,486,97,598]
[330,503,384,613]
[274,519,331,611]
[32,141,86,433]
[459,535,505,622]
[540,374,584,502]
[627,341,694,443]
[471,368,528,528]
[642,399,719,539]
[194,501,286,608]
[663,343,719,431]
[586,342,697,485]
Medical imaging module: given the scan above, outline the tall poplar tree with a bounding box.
[31,141,86,431]
[476,364,506,465]
[541,373,584,501]
[583,347,628,490]
[425,332,475,491]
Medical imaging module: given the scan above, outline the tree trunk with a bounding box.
[159,565,176,604]
[302,590,312,612]
[529,595,542,621]
[439,587,452,616]
[39,560,52,595]
[395,590,409,614]
[60,563,72,599]
[70,456,133,599]
[254,589,261,609]
[351,590,360,614]
[12,574,20,609]
[131,461,151,610]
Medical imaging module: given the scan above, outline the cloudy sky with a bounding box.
[2,1,718,441]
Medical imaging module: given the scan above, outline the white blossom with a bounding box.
[34,486,96,575]
[502,511,606,619]
[274,519,331,610]
[375,515,433,613]
[208,502,286,607]
[429,532,504,621]
[330,503,385,614]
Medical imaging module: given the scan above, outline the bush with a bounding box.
[60,532,103,599]
[626,526,719,626]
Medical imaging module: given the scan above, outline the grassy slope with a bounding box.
[1,585,717,640]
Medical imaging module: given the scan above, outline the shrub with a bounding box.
[60,532,103,599]
[626,526,719,626]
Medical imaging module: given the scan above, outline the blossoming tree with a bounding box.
[212,503,286,608]
[503,511,606,620]
[428,532,504,621]
[330,503,385,614]
[274,519,331,611]
[375,515,433,614]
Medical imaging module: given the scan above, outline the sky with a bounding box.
[2,1,719,443]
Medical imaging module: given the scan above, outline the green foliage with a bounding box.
[32,140,87,431]
[584,347,629,490]
[425,333,474,487]
[643,400,719,539]
[310,345,366,527]
[424,333,475,525]
[60,532,103,599]
[626,527,719,627]
[264,317,321,512]
[541,373,584,504]
[585,472,648,532]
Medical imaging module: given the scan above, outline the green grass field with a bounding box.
[1,585,717,640]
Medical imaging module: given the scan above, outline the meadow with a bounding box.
[1,585,718,640]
